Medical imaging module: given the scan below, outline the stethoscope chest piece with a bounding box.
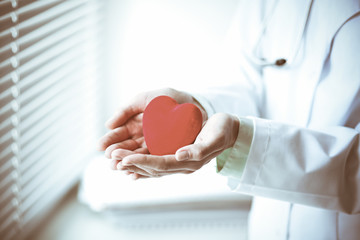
[275,58,287,66]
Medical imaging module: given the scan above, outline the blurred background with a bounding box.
[0,0,251,239]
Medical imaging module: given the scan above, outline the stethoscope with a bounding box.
[249,0,314,67]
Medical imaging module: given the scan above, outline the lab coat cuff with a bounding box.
[216,117,254,180]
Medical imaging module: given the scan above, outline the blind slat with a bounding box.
[20,107,81,159]
[20,58,83,97]
[19,68,84,122]
[17,0,37,9]
[18,34,97,79]
[0,156,14,181]
[0,138,13,159]
[0,89,14,109]
[0,30,14,49]
[18,1,100,46]
[21,152,88,219]
[21,132,91,200]
[19,12,91,52]
[18,49,86,94]
[0,46,14,65]
[18,1,62,24]
[0,75,13,88]
[0,60,16,79]
[19,91,97,163]
[0,0,104,239]
[19,28,89,66]
[0,172,15,197]
[20,130,89,187]
[18,14,101,66]
[0,202,16,229]
[0,1,13,17]
[0,116,13,132]
[18,55,100,126]
[0,107,15,125]
[0,147,14,165]
[0,185,17,214]
[18,1,85,37]
[20,95,97,161]
[21,164,82,226]
[0,133,13,156]
[0,216,18,239]
[0,14,15,33]
[19,48,99,104]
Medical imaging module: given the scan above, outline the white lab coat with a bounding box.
[196,0,360,239]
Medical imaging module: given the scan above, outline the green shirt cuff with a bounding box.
[216,117,254,180]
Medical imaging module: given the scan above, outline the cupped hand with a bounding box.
[97,88,208,170]
[116,113,239,180]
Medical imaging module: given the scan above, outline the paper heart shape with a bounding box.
[142,95,203,155]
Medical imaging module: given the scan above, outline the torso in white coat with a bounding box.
[199,0,360,239]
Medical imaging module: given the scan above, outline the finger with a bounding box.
[134,136,147,149]
[117,162,154,177]
[122,154,176,171]
[111,147,149,160]
[175,143,215,162]
[105,94,147,129]
[98,126,130,151]
[134,147,149,154]
[123,171,148,180]
[122,154,203,172]
[105,139,139,158]
[118,161,176,178]
[110,159,120,170]
[119,161,195,175]
[175,127,226,161]
[132,173,149,180]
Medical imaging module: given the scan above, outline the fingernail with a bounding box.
[176,151,189,161]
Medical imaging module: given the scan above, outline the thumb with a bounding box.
[175,143,212,161]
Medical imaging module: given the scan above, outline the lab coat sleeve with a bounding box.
[215,10,360,215]
[232,118,360,214]
[229,14,360,214]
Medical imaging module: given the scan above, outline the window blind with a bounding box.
[0,1,104,239]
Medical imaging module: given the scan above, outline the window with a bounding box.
[0,1,104,239]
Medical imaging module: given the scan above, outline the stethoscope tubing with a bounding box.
[250,0,314,67]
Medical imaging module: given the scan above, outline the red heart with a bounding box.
[142,95,203,155]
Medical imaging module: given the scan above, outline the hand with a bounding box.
[116,113,239,179]
[97,88,207,170]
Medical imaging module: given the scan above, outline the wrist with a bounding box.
[229,115,240,148]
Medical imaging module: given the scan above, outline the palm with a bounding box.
[98,88,208,171]
[125,113,148,150]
